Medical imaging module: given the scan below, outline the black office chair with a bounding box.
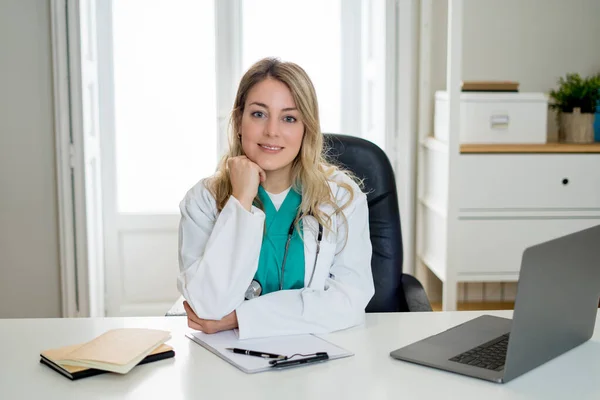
[324,133,432,312]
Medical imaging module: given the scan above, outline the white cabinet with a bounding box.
[417,139,600,310]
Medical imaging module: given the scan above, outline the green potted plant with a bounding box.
[549,73,600,143]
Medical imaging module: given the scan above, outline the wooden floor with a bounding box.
[431,301,600,311]
[431,301,515,312]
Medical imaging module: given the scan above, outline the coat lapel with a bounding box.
[302,181,338,288]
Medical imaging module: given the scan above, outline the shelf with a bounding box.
[460,143,600,154]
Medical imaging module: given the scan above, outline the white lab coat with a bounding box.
[177,170,375,339]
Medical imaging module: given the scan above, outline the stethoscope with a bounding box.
[245,211,323,300]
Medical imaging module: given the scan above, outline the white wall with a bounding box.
[431,0,600,140]
[0,0,62,318]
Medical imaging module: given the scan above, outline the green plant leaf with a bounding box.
[549,72,600,113]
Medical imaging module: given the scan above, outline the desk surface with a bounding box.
[2,310,599,400]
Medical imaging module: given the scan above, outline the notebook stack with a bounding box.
[40,328,174,380]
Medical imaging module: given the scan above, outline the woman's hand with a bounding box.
[183,301,239,334]
[228,156,266,211]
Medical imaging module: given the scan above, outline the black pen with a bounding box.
[225,347,286,359]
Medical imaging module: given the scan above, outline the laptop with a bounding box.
[390,224,600,383]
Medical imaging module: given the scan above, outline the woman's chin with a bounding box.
[256,161,291,174]
[259,164,285,173]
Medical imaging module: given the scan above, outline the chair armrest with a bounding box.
[165,295,187,316]
[402,274,433,312]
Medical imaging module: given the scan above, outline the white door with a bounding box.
[97,0,218,316]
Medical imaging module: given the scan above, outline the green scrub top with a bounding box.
[253,185,305,295]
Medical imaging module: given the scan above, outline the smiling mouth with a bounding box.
[259,144,284,151]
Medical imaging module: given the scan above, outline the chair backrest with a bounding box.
[323,133,408,312]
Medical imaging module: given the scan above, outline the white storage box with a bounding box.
[434,91,548,144]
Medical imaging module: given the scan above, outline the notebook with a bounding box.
[186,330,353,373]
[40,328,172,376]
[40,343,175,380]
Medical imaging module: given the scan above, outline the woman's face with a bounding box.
[240,78,305,173]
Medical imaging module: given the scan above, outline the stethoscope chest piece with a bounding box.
[245,280,262,300]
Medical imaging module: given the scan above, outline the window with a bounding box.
[109,0,387,214]
[241,0,342,134]
[112,0,217,213]
[71,0,397,316]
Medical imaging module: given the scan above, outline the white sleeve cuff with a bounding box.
[228,195,264,216]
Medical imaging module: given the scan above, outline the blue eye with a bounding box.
[283,116,297,123]
[251,111,265,118]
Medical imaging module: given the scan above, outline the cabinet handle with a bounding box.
[562,178,569,185]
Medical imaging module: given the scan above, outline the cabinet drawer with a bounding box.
[456,218,600,276]
[458,154,600,210]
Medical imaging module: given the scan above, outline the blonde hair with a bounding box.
[209,57,359,233]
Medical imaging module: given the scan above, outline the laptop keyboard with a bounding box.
[449,333,509,371]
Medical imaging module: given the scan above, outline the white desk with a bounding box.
[2,310,599,400]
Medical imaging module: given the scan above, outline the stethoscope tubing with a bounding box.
[279,211,323,291]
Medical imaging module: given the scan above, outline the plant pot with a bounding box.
[559,108,595,144]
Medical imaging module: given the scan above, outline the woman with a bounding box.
[177,57,374,340]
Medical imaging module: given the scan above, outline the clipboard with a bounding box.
[186,330,353,373]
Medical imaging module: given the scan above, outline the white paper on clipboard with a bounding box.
[186,330,353,373]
